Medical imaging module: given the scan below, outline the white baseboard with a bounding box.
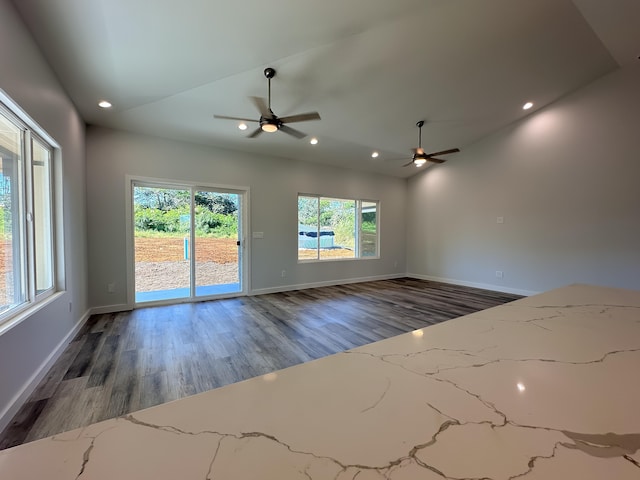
[0,308,92,433]
[250,273,405,296]
[407,273,539,297]
[90,303,132,315]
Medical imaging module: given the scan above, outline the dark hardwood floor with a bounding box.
[0,278,520,449]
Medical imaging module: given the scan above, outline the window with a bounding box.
[0,100,56,325]
[298,195,378,261]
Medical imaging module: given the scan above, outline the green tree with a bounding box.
[329,200,355,248]
[194,192,238,214]
[298,196,318,226]
[134,187,189,211]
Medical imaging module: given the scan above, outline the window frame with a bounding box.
[29,133,56,296]
[297,193,380,263]
[0,94,59,331]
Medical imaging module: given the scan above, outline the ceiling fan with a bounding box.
[214,67,321,139]
[401,120,460,167]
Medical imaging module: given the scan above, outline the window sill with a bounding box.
[0,291,66,337]
[298,256,380,264]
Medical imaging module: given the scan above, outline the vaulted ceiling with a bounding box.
[11,0,639,177]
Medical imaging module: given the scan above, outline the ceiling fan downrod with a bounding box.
[264,67,276,113]
[416,120,425,154]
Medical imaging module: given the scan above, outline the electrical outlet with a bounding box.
[281,270,287,278]
[495,271,504,279]
[107,282,116,293]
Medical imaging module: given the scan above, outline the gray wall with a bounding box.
[407,65,640,295]
[86,127,407,309]
[0,0,88,428]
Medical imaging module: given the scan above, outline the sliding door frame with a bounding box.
[125,175,250,309]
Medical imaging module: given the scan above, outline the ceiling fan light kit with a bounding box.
[261,122,278,133]
[214,67,321,139]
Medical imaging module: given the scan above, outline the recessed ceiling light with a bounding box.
[310,137,319,145]
[98,100,112,109]
[371,151,379,158]
[523,102,533,110]
[238,123,248,130]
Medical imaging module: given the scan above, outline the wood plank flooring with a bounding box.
[0,278,521,449]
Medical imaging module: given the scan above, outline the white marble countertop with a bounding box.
[1,284,639,479]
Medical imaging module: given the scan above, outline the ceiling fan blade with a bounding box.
[279,112,321,124]
[426,148,460,157]
[280,124,307,139]
[214,114,258,122]
[402,160,415,167]
[249,96,271,117]
[426,157,446,164]
[247,127,263,138]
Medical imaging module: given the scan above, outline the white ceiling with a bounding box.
[10,0,638,178]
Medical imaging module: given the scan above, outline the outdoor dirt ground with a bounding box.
[135,237,238,292]
[134,237,353,262]
[135,237,239,263]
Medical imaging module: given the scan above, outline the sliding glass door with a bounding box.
[133,182,243,304]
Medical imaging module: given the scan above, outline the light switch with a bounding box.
[496,216,504,224]
[252,231,264,239]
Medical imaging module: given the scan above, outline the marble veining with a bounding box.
[1,283,639,479]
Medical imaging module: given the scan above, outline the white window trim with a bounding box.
[297,194,380,263]
[0,88,63,334]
